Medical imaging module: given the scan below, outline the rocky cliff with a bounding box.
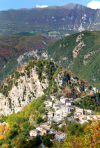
[0,59,89,116]
[0,59,63,115]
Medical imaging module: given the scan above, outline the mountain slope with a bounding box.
[46,30,100,89]
[0,59,89,116]
[0,34,54,78]
[1,30,100,89]
[0,3,100,37]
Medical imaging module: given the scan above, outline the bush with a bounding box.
[15,71,20,79]
[36,117,43,124]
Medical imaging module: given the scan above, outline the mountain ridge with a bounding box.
[3,3,86,11]
[0,59,89,116]
[0,34,54,70]
[0,3,99,36]
[1,30,100,89]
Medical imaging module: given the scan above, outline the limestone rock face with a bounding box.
[0,59,86,116]
[0,68,47,115]
[73,41,86,58]
[0,64,62,116]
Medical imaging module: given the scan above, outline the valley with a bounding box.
[1,30,100,90]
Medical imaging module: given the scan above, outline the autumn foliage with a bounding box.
[0,125,11,140]
[62,121,100,148]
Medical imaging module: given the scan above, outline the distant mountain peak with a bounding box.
[62,3,86,9]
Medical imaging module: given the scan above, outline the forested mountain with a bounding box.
[45,30,100,89]
[0,34,54,83]
[1,30,100,89]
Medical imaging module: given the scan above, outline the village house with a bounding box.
[53,104,71,121]
[55,108,60,117]
[74,115,100,124]
[60,98,66,104]
[60,96,67,104]
[85,87,89,92]
[74,115,87,120]
[74,115,88,124]
[55,100,61,104]
[70,105,76,111]
[66,98,74,101]
[75,107,83,115]
[36,126,43,132]
[50,95,57,101]
[84,109,93,115]
[55,131,66,142]
[53,104,60,110]
[65,101,73,106]
[50,128,57,134]
[60,96,65,100]
[40,122,51,129]
[53,107,71,122]
[87,115,100,120]
[44,101,52,107]
[61,105,71,115]
[53,116,64,123]
[29,129,40,137]
[41,128,47,136]
[53,100,61,109]
[48,111,55,120]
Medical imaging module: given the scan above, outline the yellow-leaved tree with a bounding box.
[62,121,100,148]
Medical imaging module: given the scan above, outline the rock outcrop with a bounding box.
[0,60,63,115]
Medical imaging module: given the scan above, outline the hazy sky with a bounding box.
[1,0,100,11]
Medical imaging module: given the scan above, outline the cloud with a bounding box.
[87,0,100,9]
[36,4,48,8]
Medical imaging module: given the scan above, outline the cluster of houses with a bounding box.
[29,89,100,142]
[29,121,66,142]
[45,95,73,122]
[29,122,50,137]
[74,114,100,124]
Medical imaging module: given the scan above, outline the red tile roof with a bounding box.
[96,115,100,119]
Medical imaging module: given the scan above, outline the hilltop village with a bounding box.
[0,59,100,147]
[29,85,99,142]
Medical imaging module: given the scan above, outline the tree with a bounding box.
[63,121,100,148]
[15,71,20,79]
[21,121,29,130]
[38,107,45,114]
[36,117,42,124]
[42,137,52,147]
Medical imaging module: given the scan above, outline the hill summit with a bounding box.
[0,59,89,116]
